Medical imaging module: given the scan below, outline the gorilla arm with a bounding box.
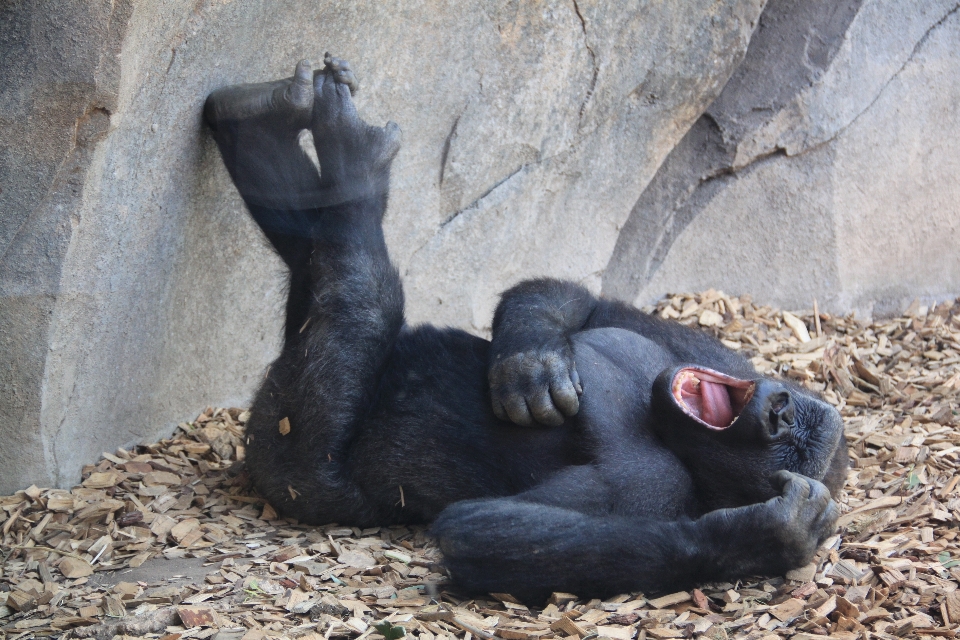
[432,470,838,603]
[489,279,754,426]
[489,279,596,426]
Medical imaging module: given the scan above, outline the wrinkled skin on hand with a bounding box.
[489,347,581,427]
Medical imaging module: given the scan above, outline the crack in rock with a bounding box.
[439,162,530,229]
[438,113,461,186]
[571,0,599,127]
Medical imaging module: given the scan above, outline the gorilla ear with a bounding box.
[670,367,756,430]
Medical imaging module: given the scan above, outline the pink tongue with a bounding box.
[699,380,734,428]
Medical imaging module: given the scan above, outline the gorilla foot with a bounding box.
[204,59,314,138]
[310,53,401,200]
[204,60,326,210]
[322,53,359,95]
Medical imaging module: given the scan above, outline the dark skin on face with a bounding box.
[203,57,847,603]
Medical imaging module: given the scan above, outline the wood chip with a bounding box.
[647,591,691,608]
[103,594,126,617]
[178,605,219,628]
[782,311,811,343]
[596,625,636,640]
[5,590,37,612]
[836,495,903,526]
[260,502,278,521]
[769,598,804,622]
[150,513,177,538]
[698,309,723,327]
[82,471,121,488]
[58,557,93,578]
[338,549,377,569]
[170,517,200,543]
[549,617,587,637]
[143,470,181,486]
[785,562,817,582]
[548,593,578,607]
[2,294,959,640]
[646,628,683,639]
[945,591,960,623]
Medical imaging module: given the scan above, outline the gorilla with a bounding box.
[203,56,847,602]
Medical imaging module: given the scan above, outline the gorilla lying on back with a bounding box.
[204,56,847,602]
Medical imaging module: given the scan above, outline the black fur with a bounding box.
[204,57,847,603]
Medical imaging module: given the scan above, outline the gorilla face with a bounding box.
[654,366,847,510]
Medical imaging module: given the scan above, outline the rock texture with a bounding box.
[0,0,763,492]
[605,0,960,316]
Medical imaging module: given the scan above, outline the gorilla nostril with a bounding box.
[770,392,789,414]
[780,401,796,427]
[766,412,778,436]
[767,391,795,437]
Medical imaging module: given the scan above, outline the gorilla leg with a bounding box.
[204,56,400,340]
[205,58,403,524]
[205,59,325,339]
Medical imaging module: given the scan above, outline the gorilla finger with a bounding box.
[376,121,402,164]
[570,362,582,395]
[503,396,534,427]
[549,374,579,417]
[324,52,343,70]
[491,396,508,422]
[318,55,350,94]
[336,69,359,94]
[543,358,578,415]
[770,469,796,493]
[384,120,402,137]
[774,470,810,501]
[816,500,840,534]
[333,74,354,100]
[528,390,565,427]
[287,60,314,109]
[807,478,830,506]
[314,63,336,94]
[294,59,313,80]
[788,474,811,499]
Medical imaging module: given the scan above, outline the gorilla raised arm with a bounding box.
[204,57,847,602]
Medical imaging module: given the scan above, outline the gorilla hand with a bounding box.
[765,470,840,566]
[489,344,581,427]
[699,470,839,578]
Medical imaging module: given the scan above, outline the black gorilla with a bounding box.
[204,56,847,602]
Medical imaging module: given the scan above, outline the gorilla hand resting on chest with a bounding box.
[204,56,847,602]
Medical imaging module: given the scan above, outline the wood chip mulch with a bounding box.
[1,292,958,640]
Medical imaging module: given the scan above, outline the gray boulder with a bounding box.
[605,0,960,317]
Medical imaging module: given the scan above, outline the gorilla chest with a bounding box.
[571,328,696,518]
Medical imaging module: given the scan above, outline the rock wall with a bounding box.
[605,0,960,317]
[0,0,763,492]
[1,0,957,492]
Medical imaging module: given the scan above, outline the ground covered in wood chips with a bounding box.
[2,292,959,640]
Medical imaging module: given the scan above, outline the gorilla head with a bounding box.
[654,366,847,509]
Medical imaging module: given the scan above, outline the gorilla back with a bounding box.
[204,57,848,602]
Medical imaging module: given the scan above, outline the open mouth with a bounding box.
[672,367,756,430]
